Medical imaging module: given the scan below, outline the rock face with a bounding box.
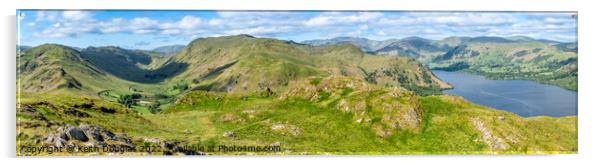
[271,123,303,136]
[63,125,89,142]
[79,124,115,142]
[44,124,129,148]
[223,131,236,138]
[45,133,68,148]
[471,118,509,150]
[43,125,204,155]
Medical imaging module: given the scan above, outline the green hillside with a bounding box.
[17,44,184,114]
[163,35,450,95]
[18,44,109,94]
[430,39,577,90]
[17,84,576,155]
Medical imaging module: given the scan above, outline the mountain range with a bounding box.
[302,36,578,90]
[18,35,451,97]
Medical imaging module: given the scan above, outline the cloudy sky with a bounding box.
[17,10,577,49]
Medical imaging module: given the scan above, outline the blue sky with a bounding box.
[17,10,577,50]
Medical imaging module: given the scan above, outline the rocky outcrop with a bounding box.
[223,131,236,138]
[471,118,509,151]
[271,123,303,136]
[281,76,372,102]
[63,125,89,142]
[43,124,131,148]
[283,76,424,137]
[18,105,46,120]
[17,104,53,128]
[79,124,116,142]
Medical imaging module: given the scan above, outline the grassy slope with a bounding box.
[17,89,576,155]
[18,44,170,96]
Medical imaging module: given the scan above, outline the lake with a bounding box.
[432,70,577,117]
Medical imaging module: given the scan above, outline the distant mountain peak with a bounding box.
[401,36,431,42]
[236,34,256,38]
[152,44,186,55]
[506,36,536,42]
[468,36,514,43]
[301,37,397,52]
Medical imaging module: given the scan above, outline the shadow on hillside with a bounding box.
[78,46,189,83]
[89,59,188,84]
[140,62,189,83]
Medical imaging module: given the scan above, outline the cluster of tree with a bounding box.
[172,82,189,92]
[118,93,142,108]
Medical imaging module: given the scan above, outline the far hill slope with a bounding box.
[374,37,451,61]
[17,44,108,93]
[430,40,577,90]
[301,37,398,52]
[17,44,178,97]
[17,45,32,53]
[80,46,187,83]
[166,35,450,95]
[152,44,186,56]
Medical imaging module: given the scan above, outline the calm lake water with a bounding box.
[432,70,577,117]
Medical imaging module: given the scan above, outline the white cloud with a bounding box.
[161,29,181,35]
[217,11,292,18]
[208,19,223,26]
[224,26,294,36]
[359,24,369,30]
[377,13,516,26]
[178,16,202,29]
[98,18,125,33]
[62,11,90,21]
[35,11,59,21]
[303,12,383,26]
[130,17,159,29]
[131,29,153,34]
